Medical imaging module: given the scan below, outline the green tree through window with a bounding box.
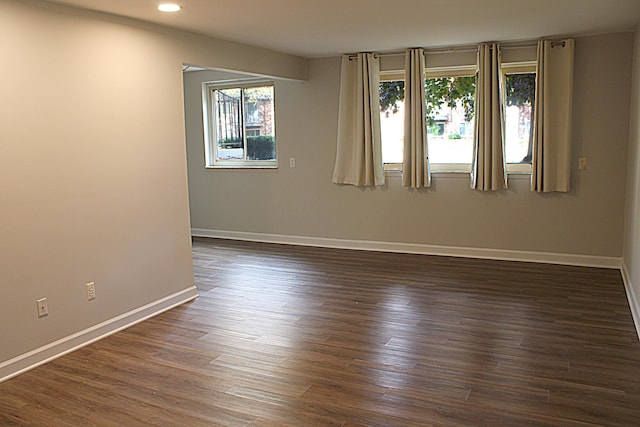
[504,73,535,163]
[380,77,475,126]
[379,72,535,164]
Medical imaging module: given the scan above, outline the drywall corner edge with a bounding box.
[0,286,198,384]
[621,261,640,341]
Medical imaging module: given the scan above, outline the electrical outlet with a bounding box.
[579,156,588,171]
[86,282,96,300]
[37,298,48,317]
[289,157,296,168]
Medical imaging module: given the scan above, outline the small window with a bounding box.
[379,70,476,172]
[380,80,405,166]
[426,75,476,167]
[203,81,276,168]
[504,71,536,166]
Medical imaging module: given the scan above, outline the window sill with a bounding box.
[384,163,531,174]
[205,164,278,169]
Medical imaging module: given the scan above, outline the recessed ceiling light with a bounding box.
[158,3,181,12]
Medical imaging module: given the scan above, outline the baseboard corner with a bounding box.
[621,261,640,341]
[0,286,198,384]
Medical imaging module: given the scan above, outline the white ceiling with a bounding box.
[47,0,640,58]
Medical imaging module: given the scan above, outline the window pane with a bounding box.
[379,81,404,164]
[243,86,276,161]
[215,88,244,160]
[504,73,535,164]
[380,107,404,164]
[426,76,475,164]
[379,77,476,167]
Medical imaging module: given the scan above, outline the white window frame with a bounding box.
[380,62,537,175]
[202,79,277,169]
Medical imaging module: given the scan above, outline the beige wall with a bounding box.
[0,0,306,367]
[186,32,633,259]
[623,28,640,325]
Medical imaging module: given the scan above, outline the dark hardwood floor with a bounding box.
[1,237,640,426]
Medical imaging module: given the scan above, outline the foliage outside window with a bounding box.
[425,76,476,165]
[380,74,476,168]
[204,82,276,168]
[379,65,536,173]
[504,72,535,165]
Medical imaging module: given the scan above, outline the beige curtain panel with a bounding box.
[532,39,575,192]
[472,43,507,191]
[403,48,430,188]
[332,53,384,187]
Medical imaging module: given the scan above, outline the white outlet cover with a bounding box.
[86,282,96,300]
[37,298,48,317]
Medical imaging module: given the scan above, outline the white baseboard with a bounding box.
[0,286,198,384]
[191,228,622,269]
[621,262,640,340]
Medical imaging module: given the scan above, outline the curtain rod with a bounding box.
[502,42,538,50]
[347,42,541,59]
[431,43,537,53]
[427,48,477,55]
[346,52,404,60]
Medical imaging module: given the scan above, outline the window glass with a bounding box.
[379,75,476,167]
[206,82,276,168]
[426,76,476,164]
[504,73,535,164]
[243,86,276,161]
[380,81,404,165]
[215,88,243,160]
[380,69,536,173]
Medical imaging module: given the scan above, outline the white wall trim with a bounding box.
[191,228,622,269]
[621,261,640,340]
[0,286,198,384]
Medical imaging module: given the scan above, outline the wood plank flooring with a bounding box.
[1,237,640,426]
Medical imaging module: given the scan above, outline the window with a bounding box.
[203,81,276,168]
[380,80,404,165]
[503,65,536,170]
[425,74,476,169]
[379,63,536,174]
[380,68,476,172]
